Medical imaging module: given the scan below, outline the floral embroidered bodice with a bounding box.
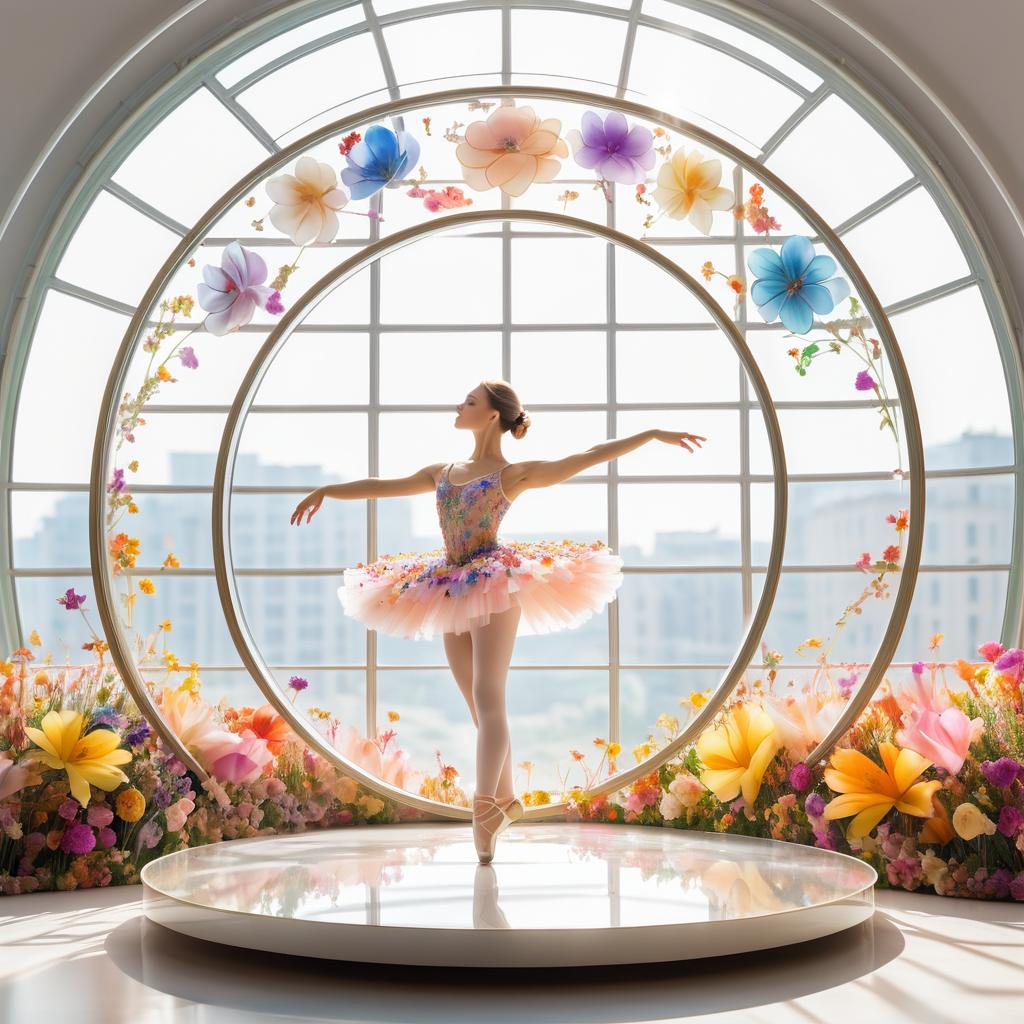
[436,462,512,565]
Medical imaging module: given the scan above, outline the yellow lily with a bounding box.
[823,741,941,841]
[696,702,780,806]
[24,709,132,806]
[651,146,735,235]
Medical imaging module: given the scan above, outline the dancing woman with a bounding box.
[291,379,705,863]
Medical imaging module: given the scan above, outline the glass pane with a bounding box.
[380,332,501,404]
[12,492,89,569]
[56,190,180,306]
[618,572,744,664]
[618,483,741,565]
[620,667,726,753]
[922,475,1014,565]
[513,609,608,667]
[893,570,1008,662]
[616,329,740,402]
[216,4,367,89]
[15,575,106,664]
[502,480,608,539]
[752,569,896,665]
[237,575,365,665]
[765,93,913,226]
[289,669,365,739]
[506,410,609,475]
[111,87,271,225]
[629,24,804,151]
[14,291,129,483]
[259,333,369,405]
[616,409,740,474]
[123,412,225,486]
[380,236,502,324]
[616,246,733,323]
[841,187,971,307]
[512,331,606,404]
[120,490,214,570]
[232,492,366,569]
[187,669,296,710]
[748,409,899,475]
[385,10,502,90]
[379,411,463,478]
[378,491,443,556]
[236,412,368,485]
[512,235,607,323]
[234,31,387,141]
[510,181,615,224]
[510,9,628,96]
[890,286,1012,457]
[750,479,906,568]
[378,162,505,234]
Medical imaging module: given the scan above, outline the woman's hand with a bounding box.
[290,487,325,526]
[650,429,707,453]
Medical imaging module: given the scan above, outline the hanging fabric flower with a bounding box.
[455,102,568,198]
[266,155,349,245]
[197,241,278,336]
[565,110,655,184]
[651,146,735,234]
[340,123,421,200]
[747,235,851,335]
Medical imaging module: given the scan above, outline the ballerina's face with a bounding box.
[454,384,499,432]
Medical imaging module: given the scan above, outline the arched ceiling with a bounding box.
[1,0,1022,368]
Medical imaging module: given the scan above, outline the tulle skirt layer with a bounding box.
[337,538,624,640]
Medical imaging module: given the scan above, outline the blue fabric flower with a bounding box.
[747,235,850,335]
[340,124,421,200]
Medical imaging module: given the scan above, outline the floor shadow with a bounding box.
[105,910,905,1022]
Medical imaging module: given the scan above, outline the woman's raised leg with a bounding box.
[443,627,515,801]
[469,604,521,798]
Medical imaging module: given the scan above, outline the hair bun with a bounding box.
[514,410,526,424]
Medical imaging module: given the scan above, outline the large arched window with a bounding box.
[3,0,1020,793]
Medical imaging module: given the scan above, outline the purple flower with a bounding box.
[837,672,858,698]
[789,763,811,791]
[107,467,126,493]
[981,757,1023,788]
[58,798,80,820]
[154,786,173,809]
[812,824,837,850]
[855,369,876,391]
[566,110,656,185]
[265,291,285,315]
[998,805,1023,838]
[197,241,276,336]
[60,821,96,855]
[125,721,151,746]
[58,587,87,610]
[91,705,126,729]
[993,647,1024,681]
[288,675,309,693]
[911,661,924,675]
[179,345,199,370]
[97,826,117,849]
[1010,875,1024,901]
[805,793,826,818]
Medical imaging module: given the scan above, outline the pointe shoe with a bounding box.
[497,794,525,821]
[472,793,520,864]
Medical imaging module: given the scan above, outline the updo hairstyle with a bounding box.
[480,379,531,439]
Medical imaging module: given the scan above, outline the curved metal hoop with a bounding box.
[90,84,923,801]
[212,208,789,820]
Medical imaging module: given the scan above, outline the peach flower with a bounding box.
[455,102,569,197]
[266,155,349,245]
[652,146,735,235]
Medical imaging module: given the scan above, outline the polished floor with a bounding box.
[2,832,1023,1023]
[140,823,877,966]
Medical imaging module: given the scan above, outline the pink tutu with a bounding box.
[337,538,624,640]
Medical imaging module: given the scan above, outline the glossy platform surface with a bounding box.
[142,822,876,967]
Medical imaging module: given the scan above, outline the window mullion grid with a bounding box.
[366,188,382,740]
[607,178,620,747]
[734,165,754,625]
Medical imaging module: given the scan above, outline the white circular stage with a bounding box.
[141,822,877,967]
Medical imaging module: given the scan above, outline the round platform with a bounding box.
[141,822,877,967]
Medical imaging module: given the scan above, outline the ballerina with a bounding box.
[290,379,705,863]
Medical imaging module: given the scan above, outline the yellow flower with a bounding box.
[655,712,679,736]
[24,709,132,806]
[929,632,944,650]
[115,787,146,822]
[951,802,997,841]
[159,619,172,632]
[696,702,780,805]
[163,553,180,568]
[128,460,139,472]
[688,690,708,710]
[606,742,621,759]
[266,155,349,245]
[138,578,155,595]
[127,502,139,514]
[651,146,735,235]
[822,742,941,840]
[357,794,384,817]
[29,630,42,646]
[387,710,400,723]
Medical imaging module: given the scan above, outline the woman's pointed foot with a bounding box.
[473,793,519,864]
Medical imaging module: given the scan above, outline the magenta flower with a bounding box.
[998,805,1023,838]
[87,803,114,828]
[993,647,1024,681]
[855,369,876,391]
[57,587,87,610]
[981,757,1023,788]
[197,241,277,336]
[58,797,80,820]
[805,793,826,818]
[179,346,199,370]
[266,291,285,315]
[789,762,811,791]
[97,826,117,849]
[288,675,309,692]
[911,661,924,675]
[107,468,125,493]
[203,730,274,785]
[566,110,656,185]
[60,821,96,855]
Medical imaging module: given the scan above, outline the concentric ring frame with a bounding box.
[89,85,925,819]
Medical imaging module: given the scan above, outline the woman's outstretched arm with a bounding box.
[290,462,446,525]
[506,429,705,494]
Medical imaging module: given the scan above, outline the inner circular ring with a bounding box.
[211,209,790,820]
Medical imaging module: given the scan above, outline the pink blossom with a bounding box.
[896,705,984,774]
[87,803,114,828]
[977,640,1005,663]
[165,797,195,833]
[203,730,274,785]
